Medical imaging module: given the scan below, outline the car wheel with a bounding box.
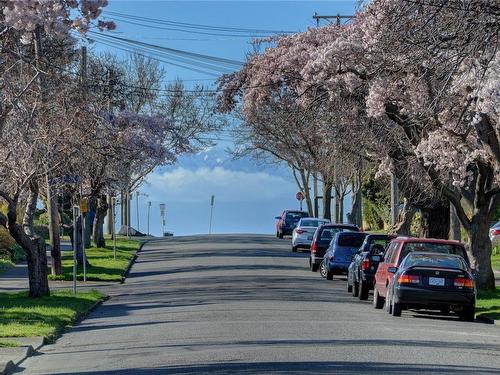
[326,270,333,280]
[373,288,385,309]
[392,300,402,317]
[440,307,450,315]
[385,291,392,314]
[310,261,319,272]
[352,281,359,297]
[458,306,475,322]
[358,281,369,300]
[292,246,297,252]
[319,261,327,278]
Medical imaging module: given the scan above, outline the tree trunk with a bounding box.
[93,195,108,248]
[84,196,96,247]
[322,182,332,220]
[420,201,450,239]
[9,183,50,297]
[313,173,319,217]
[338,194,344,223]
[106,193,113,235]
[299,169,314,216]
[46,184,61,275]
[449,205,461,241]
[468,210,495,289]
[333,190,340,223]
[350,168,363,227]
[391,199,416,236]
[26,237,50,298]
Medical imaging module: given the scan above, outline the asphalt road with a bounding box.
[15,234,500,374]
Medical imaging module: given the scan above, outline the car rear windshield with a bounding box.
[402,254,467,270]
[286,212,308,222]
[338,234,366,248]
[401,243,468,264]
[320,227,357,241]
[301,219,328,227]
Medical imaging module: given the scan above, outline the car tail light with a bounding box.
[491,229,500,235]
[295,229,305,234]
[362,259,370,270]
[398,274,420,284]
[454,278,474,289]
[311,241,318,253]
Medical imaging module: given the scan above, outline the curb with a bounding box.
[121,240,147,283]
[1,338,44,375]
[476,314,498,325]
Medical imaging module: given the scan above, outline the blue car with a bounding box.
[320,232,368,280]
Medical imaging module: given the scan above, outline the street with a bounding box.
[15,235,500,374]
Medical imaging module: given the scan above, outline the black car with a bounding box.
[309,223,359,273]
[275,210,309,238]
[386,252,476,321]
[347,234,394,300]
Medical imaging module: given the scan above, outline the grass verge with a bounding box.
[492,250,500,272]
[49,238,141,282]
[476,288,500,321]
[0,340,20,347]
[0,289,105,342]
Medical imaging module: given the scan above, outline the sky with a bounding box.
[97,1,357,236]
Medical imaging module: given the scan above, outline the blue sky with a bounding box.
[99,1,357,236]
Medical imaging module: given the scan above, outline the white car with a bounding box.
[490,221,500,246]
[291,217,330,252]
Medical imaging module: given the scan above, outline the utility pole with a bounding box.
[147,201,151,236]
[390,173,399,227]
[209,195,215,234]
[160,203,166,237]
[136,190,140,232]
[35,27,62,276]
[313,12,355,26]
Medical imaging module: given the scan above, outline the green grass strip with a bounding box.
[0,289,105,342]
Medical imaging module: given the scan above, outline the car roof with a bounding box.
[336,231,367,237]
[285,210,308,214]
[365,234,395,240]
[394,237,464,247]
[320,223,358,229]
[300,217,329,221]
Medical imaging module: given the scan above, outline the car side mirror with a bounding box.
[388,267,398,274]
[274,216,281,220]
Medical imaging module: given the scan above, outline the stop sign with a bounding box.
[296,191,304,201]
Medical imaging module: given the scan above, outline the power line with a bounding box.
[91,35,234,75]
[89,31,244,67]
[105,10,297,34]
[108,16,281,38]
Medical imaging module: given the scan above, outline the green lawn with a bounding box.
[0,290,105,342]
[49,238,141,282]
[0,340,20,347]
[492,250,500,271]
[476,288,500,321]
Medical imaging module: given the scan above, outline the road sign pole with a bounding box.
[209,195,215,235]
[72,206,78,295]
[147,201,151,236]
[112,196,117,260]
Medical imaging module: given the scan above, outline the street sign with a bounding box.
[160,203,166,217]
[210,195,215,206]
[296,191,305,201]
[80,199,88,213]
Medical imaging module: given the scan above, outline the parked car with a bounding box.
[291,217,330,252]
[373,237,470,310]
[320,232,368,279]
[275,210,309,238]
[347,234,395,300]
[490,221,500,246]
[385,252,476,321]
[310,223,360,272]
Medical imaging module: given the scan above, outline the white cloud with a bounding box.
[144,166,295,203]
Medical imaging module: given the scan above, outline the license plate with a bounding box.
[429,277,445,286]
[371,255,381,262]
